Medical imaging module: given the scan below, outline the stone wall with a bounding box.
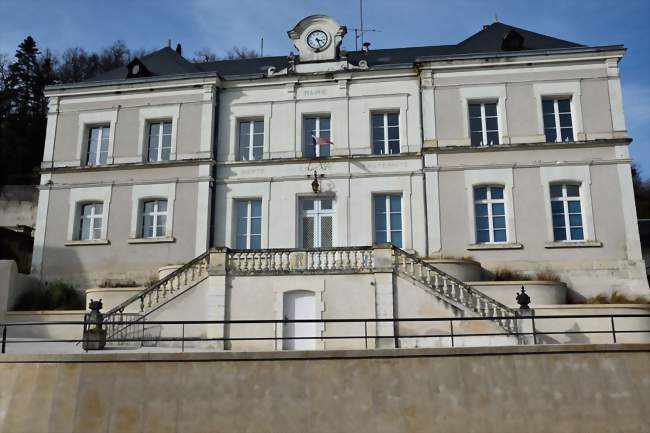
[0,344,647,433]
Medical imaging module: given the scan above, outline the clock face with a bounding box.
[307,30,329,50]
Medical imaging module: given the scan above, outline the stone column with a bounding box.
[515,309,536,346]
[205,248,228,349]
[373,244,397,348]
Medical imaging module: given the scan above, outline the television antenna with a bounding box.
[353,0,381,51]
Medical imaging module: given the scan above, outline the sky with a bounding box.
[1,0,648,174]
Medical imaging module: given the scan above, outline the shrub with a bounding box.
[584,291,650,304]
[493,268,530,281]
[13,281,85,311]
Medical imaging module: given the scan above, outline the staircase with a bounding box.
[392,248,518,335]
[98,245,518,348]
[102,251,211,346]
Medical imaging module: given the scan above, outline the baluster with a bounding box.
[161,282,167,298]
[147,292,153,308]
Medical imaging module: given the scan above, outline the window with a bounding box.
[78,202,103,241]
[304,116,331,158]
[543,99,573,143]
[147,121,172,162]
[300,198,334,248]
[85,126,109,166]
[474,186,506,243]
[238,120,264,161]
[469,102,499,146]
[374,194,402,247]
[550,184,583,241]
[235,199,262,249]
[372,112,400,154]
[141,199,167,238]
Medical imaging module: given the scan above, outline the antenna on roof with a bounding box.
[260,37,264,57]
[353,0,381,51]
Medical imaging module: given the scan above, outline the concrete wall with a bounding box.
[0,344,647,433]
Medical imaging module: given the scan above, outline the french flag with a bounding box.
[312,134,333,146]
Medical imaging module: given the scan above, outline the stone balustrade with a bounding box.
[227,247,374,274]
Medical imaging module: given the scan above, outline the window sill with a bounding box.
[544,240,602,249]
[127,237,175,244]
[64,239,110,246]
[467,243,523,251]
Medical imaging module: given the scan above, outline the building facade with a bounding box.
[32,15,647,300]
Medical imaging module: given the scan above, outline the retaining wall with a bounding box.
[0,344,648,433]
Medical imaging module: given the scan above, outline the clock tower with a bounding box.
[288,15,347,62]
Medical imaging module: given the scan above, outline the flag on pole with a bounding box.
[312,134,333,146]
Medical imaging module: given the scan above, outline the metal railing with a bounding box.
[2,313,649,354]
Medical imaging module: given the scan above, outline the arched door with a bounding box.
[283,290,317,350]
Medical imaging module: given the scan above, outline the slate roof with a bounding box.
[86,22,591,83]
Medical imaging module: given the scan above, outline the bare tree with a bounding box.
[192,46,260,63]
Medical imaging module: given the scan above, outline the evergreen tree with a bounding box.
[0,36,51,184]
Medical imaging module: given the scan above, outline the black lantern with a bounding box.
[310,170,323,193]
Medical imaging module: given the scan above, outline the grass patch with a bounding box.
[533,270,562,282]
[492,268,531,281]
[99,279,138,288]
[13,281,85,311]
[583,290,650,304]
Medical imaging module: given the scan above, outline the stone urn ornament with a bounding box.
[516,287,531,310]
[82,298,107,350]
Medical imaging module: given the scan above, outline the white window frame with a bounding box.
[66,186,112,244]
[141,199,168,238]
[542,98,575,143]
[146,120,173,162]
[136,105,180,163]
[234,199,262,249]
[371,112,401,155]
[85,125,110,166]
[468,102,500,147]
[304,115,331,158]
[540,165,595,244]
[237,119,264,161]
[473,186,507,244]
[129,183,176,242]
[76,110,117,166]
[550,184,584,241]
[460,85,508,146]
[373,194,403,246]
[78,202,104,241]
[464,168,518,247]
[533,81,584,142]
[298,197,336,248]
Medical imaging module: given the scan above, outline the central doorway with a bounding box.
[282,290,317,350]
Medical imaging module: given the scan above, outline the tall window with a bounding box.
[372,112,400,155]
[304,116,331,158]
[474,186,506,243]
[300,198,334,248]
[78,202,103,241]
[469,102,499,146]
[141,199,167,238]
[238,120,264,161]
[543,99,573,143]
[550,184,583,241]
[147,121,172,162]
[235,199,262,249]
[85,126,109,166]
[374,194,402,247]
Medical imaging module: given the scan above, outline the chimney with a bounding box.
[167,39,171,48]
[362,42,371,53]
[176,43,182,55]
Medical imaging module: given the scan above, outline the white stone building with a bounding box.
[26,15,649,349]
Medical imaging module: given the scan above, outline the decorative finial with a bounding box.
[516,286,530,309]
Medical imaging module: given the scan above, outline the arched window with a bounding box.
[474,185,507,243]
[550,183,584,241]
